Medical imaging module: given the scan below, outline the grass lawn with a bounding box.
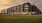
[0,14,42,23]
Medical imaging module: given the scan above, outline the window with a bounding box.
[24,8,29,9]
[24,9,28,12]
[24,4,29,7]
[16,6,20,12]
[19,10,23,12]
[24,7,29,12]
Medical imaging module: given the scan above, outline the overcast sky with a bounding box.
[0,0,31,10]
[0,0,42,12]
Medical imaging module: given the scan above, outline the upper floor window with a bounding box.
[24,4,29,7]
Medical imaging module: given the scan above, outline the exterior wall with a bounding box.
[1,9,7,14]
[23,3,30,12]
[1,9,4,14]
[23,2,32,15]
[1,9,5,14]
[19,5,23,14]
[13,6,19,14]
[7,8,11,14]
[4,9,7,14]
[7,7,14,14]
[1,2,41,15]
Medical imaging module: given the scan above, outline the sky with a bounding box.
[0,0,42,12]
[0,0,32,10]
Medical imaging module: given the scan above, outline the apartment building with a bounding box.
[1,2,41,15]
